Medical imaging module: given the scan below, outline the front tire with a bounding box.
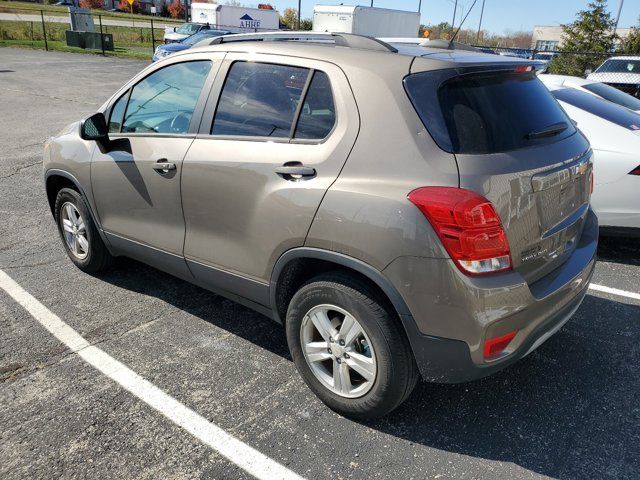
[54,188,113,273]
[286,272,418,419]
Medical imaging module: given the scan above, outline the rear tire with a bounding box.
[286,271,418,419]
[54,188,113,273]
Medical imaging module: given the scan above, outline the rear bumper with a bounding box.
[385,208,598,383]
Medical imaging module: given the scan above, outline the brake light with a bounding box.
[408,187,512,275]
[630,165,640,176]
[514,65,534,73]
[484,331,518,360]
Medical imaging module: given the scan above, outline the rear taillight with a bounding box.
[408,187,512,275]
[484,331,518,360]
[630,165,640,176]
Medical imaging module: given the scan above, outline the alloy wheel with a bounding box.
[300,304,377,398]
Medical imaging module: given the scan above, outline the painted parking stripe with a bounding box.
[589,283,640,301]
[0,269,304,480]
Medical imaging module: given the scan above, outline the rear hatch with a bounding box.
[405,63,592,284]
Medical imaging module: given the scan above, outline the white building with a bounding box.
[532,25,633,51]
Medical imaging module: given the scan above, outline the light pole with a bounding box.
[451,0,458,33]
[613,0,625,38]
[418,0,422,13]
[476,0,486,44]
[297,0,301,30]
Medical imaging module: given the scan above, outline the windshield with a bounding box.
[595,59,640,74]
[182,32,210,45]
[582,82,640,111]
[176,23,201,35]
[405,69,576,154]
[553,88,640,131]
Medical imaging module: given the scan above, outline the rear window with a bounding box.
[582,82,640,111]
[595,59,640,74]
[405,70,576,154]
[552,88,640,131]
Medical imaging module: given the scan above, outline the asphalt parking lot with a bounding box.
[1,48,639,479]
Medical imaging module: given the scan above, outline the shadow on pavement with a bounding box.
[597,235,640,266]
[97,258,639,479]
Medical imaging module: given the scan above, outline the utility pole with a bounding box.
[476,0,486,44]
[613,0,624,38]
[297,0,301,29]
[418,0,421,13]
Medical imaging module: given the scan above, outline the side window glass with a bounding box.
[294,71,336,140]
[122,61,212,134]
[212,61,309,138]
[108,93,128,133]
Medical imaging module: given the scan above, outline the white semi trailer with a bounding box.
[190,3,280,33]
[313,5,420,38]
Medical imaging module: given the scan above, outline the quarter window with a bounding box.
[212,61,309,138]
[122,61,212,134]
[294,71,336,140]
[108,93,127,133]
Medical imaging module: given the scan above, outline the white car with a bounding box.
[587,56,640,99]
[542,81,640,235]
[540,74,640,113]
[163,23,211,44]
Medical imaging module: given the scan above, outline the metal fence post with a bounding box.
[40,10,48,51]
[99,14,105,56]
[151,17,155,52]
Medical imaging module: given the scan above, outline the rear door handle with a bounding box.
[275,165,316,179]
[152,161,176,174]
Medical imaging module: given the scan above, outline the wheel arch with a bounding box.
[45,169,111,250]
[270,248,412,326]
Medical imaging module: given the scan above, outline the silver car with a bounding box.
[43,33,597,418]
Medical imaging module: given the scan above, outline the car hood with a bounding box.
[157,43,191,53]
[587,72,640,84]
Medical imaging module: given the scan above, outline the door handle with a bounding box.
[152,160,176,174]
[275,165,316,179]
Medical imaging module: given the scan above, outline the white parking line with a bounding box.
[589,283,640,301]
[0,269,304,480]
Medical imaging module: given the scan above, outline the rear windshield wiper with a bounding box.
[525,122,568,140]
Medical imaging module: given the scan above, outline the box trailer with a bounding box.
[313,5,420,38]
[190,3,280,33]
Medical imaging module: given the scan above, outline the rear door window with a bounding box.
[405,70,576,154]
[294,71,336,140]
[552,88,640,131]
[212,62,309,138]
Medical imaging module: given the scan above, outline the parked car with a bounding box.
[587,56,640,98]
[153,29,231,62]
[43,32,597,419]
[163,23,212,44]
[541,81,640,236]
[540,74,640,113]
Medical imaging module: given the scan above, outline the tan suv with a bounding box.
[43,33,598,418]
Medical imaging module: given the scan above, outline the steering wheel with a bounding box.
[170,111,191,133]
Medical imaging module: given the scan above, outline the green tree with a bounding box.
[620,20,640,54]
[300,18,313,31]
[549,0,616,76]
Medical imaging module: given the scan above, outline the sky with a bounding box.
[255,0,638,34]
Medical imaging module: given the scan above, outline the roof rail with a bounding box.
[206,31,398,53]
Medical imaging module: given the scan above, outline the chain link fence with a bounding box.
[0,5,184,58]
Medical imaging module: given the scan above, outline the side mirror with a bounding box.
[81,112,108,142]
[173,26,177,32]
